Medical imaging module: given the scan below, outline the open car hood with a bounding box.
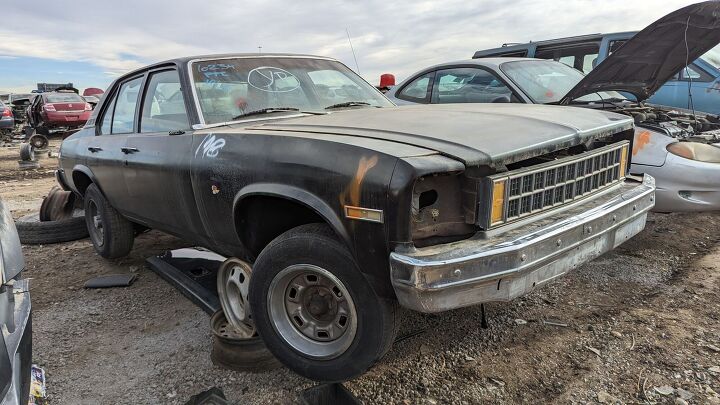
[560,1,720,104]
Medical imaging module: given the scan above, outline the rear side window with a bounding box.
[397,72,435,103]
[99,92,116,135]
[140,70,190,133]
[535,42,600,73]
[111,77,143,134]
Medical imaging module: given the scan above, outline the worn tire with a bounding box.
[210,311,280,372]
[19,143,34,161]
[84,184,134,258]
[249,223,398,382]
[15,211,88,244]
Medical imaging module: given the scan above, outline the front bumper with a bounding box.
[633,154,720,212]
[390,175,655,313]
[0,279,31,405]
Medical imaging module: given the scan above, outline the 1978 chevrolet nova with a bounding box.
[57,54,655,381]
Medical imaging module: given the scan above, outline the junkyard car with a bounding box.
[473,2,720,115]
[0,198,32,404]
[386,2,720,212]
[25,90,92,135]
[0,102,13,136]
[57,53,655,381]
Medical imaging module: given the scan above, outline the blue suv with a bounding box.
[475,31,720,114]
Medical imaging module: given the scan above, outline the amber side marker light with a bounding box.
[619,144,629,176]
[491,180,506,225]
[344,206,384,223]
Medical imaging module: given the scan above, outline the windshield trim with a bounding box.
[187,55,370,128]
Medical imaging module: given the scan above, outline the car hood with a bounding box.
[561,1,720,104]
[0,199,23,282]
[249,104,633,167]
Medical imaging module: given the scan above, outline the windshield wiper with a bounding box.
[325,101,372,110]
[231,107,300,121]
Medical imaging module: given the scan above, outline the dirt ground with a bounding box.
[1,140,719,404]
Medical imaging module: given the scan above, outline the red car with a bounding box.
[25,90,92,135]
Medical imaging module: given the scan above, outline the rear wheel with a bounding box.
[249,224,397,381]
[84,184,134,258]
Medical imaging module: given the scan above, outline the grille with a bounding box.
[489,142,628,226]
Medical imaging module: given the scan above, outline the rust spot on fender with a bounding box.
[341,155,378,207]
[633,130,651,156]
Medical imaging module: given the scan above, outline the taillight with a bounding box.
[44,104,56,112]
[1,108,12,117]
[84,103,92,111]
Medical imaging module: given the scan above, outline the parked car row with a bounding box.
[9,0,716,390]
[385,1,720,212]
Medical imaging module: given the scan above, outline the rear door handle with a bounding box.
[87,146,103,153]
[121,147,139,154]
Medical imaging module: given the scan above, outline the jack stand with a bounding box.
[480,304,488,329]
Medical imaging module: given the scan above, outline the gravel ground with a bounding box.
[1,141,719,404]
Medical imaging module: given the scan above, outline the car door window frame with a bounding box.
[138,66,192,134]
[428,65,522,104]
[96,73,147,136]
[395,71,436,103]
[677,63,714,82]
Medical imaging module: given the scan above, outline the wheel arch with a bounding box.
[233,183,352,260]
[70,165,98,196]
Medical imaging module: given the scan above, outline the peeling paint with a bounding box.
[341,155,378,207]
[633,130,651,156]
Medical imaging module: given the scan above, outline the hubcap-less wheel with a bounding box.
[87,200,104,247]
[268,264,357,360]
[217,258,255,336]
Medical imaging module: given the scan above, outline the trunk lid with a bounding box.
[561,1,720,103]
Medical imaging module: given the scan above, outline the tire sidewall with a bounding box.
[249,226,390,381]
[84,185,111,256]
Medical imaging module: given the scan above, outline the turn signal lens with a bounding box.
[491,180,506,224]
[619,144,629,177]
[44,104,56,112]
[344,206,384,223]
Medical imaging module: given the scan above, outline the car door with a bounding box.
[86,75,144,213]
[122,67,203,235]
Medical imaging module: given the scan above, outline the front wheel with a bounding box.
[249,224,397,382]
[84,184,135,258]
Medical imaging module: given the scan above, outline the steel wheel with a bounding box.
[217,258,255,336]
[86,199,104,247]
[268,264,357,360]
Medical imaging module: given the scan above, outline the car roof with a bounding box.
[407,57,549,74]
[474,31,639,58]
[120,53,339,77]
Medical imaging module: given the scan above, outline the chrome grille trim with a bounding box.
[487,141,629,227]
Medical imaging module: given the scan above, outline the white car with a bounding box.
[385,2,720,211]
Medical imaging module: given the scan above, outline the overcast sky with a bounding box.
[0,0,699,93]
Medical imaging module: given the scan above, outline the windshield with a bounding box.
[500,60,627,104]
[191,57,394,124]
[9,94,35,103]
[701,45,720,71]
[45,93,84,103]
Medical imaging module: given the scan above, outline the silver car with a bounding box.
[386,1,720,212]
[0,198,32,404]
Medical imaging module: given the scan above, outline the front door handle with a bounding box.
[87,146,103,153]
[121,147,139,154]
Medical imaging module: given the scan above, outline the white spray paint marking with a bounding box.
[195,134,226,158]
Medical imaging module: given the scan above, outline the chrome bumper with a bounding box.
[390,175,656,313]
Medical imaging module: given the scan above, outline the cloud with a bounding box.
[0,0,700,86]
